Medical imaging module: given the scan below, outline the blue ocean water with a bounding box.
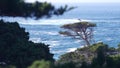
[1,3,120,59]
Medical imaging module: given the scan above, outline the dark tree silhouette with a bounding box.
[0,0,74,19]
[0,20,54,68]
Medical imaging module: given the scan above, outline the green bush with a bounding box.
[0,20,54,68]
[28,60,52,68]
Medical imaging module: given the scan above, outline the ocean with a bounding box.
[1,3,120,59]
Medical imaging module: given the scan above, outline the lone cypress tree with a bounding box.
[60,21,96,46]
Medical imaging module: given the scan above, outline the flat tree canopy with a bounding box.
[60,21,96,46]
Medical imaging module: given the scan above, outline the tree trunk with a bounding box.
[85,39,90,46]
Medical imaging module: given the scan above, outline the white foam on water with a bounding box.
[51,50,67,54]
[20,19,79,25]
[29,31,40,35]
[30,30,58,36]
[67,48,77,52]
[74,40,82,43]
[42,41,60,47]
[29,38,60,48]
[29,38,41,43]
[45,32,59,35]
[97,41,103,43]
[0,17,91,25]
[106,38,113,41]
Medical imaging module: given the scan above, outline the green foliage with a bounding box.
[91,48,106,68]
[0,65,16,68]
[58,43,108,64]
[58,52,82,63]
[28,60,52,68]
[0,0,73,18]
[0,20,54,68]
[56,42,120,68]
[54,62,76,68]
[117,43,120,51]
[80,62,89,68]
[89,42,108,52]
[61,21,96,30]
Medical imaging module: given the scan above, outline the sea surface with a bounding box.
[1,3,120,59]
